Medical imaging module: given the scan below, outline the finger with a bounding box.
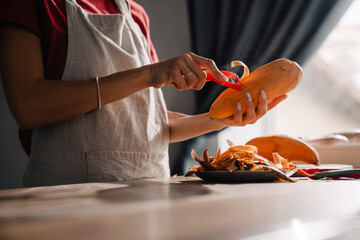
[255,90,268,119]
[173,74,188,91]
[268,94,288,111]
[181,66,198,89]
[192,74,206,90]
[176,54,201,89]
[241,92,256,125]
[187,52,228,81]
[183,54,207,89]
[187,66,206,90]
[181,65,192,80]
[233,102,243,125]
[184,54,207,80]
[249,90,268,124]
[178,56,202,89]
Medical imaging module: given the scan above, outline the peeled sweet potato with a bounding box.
[209,58,303,119]
[246,135,320,165]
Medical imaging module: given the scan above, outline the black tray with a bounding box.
[195,170,279,183]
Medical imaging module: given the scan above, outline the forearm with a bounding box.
[168,112,225,143]
[1,24,154,129]
[9,67,151,129]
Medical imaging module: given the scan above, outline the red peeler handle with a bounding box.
[206,71,242,91]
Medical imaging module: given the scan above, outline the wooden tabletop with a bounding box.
[1,176,360,240]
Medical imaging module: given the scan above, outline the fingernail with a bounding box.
[237,102,241,111]
[261,90,266,99]
[246,92,252,102]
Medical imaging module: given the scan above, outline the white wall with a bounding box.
[272,56,360,138]
[136,0,195,114]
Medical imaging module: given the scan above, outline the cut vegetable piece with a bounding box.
[246,135,320,165]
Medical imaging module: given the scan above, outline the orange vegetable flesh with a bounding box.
[246,135,320,165]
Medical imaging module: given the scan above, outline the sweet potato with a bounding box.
[209,58,303,119]
[246,135,320,165]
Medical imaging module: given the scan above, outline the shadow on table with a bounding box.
[96,178,212,203]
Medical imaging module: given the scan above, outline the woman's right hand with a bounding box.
[147,52,228,91]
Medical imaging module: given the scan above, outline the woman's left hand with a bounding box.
[212,91,288,129]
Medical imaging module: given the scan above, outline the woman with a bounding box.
[0,0,286,187]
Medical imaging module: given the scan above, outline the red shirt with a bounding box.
[0,0,159,155]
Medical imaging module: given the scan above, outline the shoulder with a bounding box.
[0,0,41,36]
[0,0,66,38]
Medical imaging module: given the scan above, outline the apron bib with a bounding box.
[24,0,169,187]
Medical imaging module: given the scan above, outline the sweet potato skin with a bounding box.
[209,58,303,119]
[246,135,320,165]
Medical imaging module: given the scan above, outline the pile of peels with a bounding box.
[185,140,298,182]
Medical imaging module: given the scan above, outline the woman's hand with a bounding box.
[147,52,228,90]
[212,91,288,129]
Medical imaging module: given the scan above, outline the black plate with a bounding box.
[195,171,279,183]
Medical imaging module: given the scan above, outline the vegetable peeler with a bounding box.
[205,60,250,91]
[206,71,243,91]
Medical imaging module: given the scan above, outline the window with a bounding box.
[218,0,360,149]
[273,0,360,139]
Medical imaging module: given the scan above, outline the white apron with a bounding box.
[24,0,169,187]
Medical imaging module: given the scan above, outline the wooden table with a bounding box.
[1,177,360,240]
